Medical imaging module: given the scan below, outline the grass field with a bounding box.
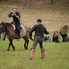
[0,40,69,69]
[0,1,69,69]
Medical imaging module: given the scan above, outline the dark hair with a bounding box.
[54,30,58,34]
[37,19,42,22]
[13,8,17,10]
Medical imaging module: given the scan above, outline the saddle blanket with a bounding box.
[12,24,24,33]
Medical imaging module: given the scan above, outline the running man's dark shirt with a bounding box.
[29,24,49,38]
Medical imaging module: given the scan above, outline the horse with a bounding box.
[0,22,31,51]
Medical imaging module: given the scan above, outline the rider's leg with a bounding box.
[17,30,20,39]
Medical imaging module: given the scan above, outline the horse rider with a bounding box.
[8,8,22,40]
[29,19,49,60]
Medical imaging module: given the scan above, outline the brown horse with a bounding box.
[0,22,31,51]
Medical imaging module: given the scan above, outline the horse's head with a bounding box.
[0,22,5,34]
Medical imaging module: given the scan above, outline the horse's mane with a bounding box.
[1,22,12,26]
[5,23,12,26]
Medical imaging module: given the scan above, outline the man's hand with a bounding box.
[12,14,14,16]
[17,16,19,19]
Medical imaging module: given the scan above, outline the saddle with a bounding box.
[11,21,23,33]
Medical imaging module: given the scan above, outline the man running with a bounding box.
[29,19,49,60]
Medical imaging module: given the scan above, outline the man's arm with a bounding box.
[29,25,36,36]
[17,12,21,18]
[29,25,36,40]
[44,28,49,34]
[8,12,13,17]
[18,13,21,18]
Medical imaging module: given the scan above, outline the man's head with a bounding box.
[13,8,17,13]
[46,34,49,37]
[37,19,42,24]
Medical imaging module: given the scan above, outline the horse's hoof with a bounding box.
[25,48,28,50]
[7,49,9,51]
[13,49,15,50]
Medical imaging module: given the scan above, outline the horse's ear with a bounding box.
[1,22,5,26]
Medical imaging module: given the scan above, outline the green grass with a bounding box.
[0,40,69,69]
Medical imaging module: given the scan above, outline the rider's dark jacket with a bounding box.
[8,12,22,30]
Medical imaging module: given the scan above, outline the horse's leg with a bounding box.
[24,40,27,49]
[23,37,27,49]
[23,37,29,50]
[7,39,15,51]
[7,40,12,51]
[11,40,15,50]
[26,38,29,50]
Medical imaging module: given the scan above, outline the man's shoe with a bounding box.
[41,57,45,59]
[28,58,34,60]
